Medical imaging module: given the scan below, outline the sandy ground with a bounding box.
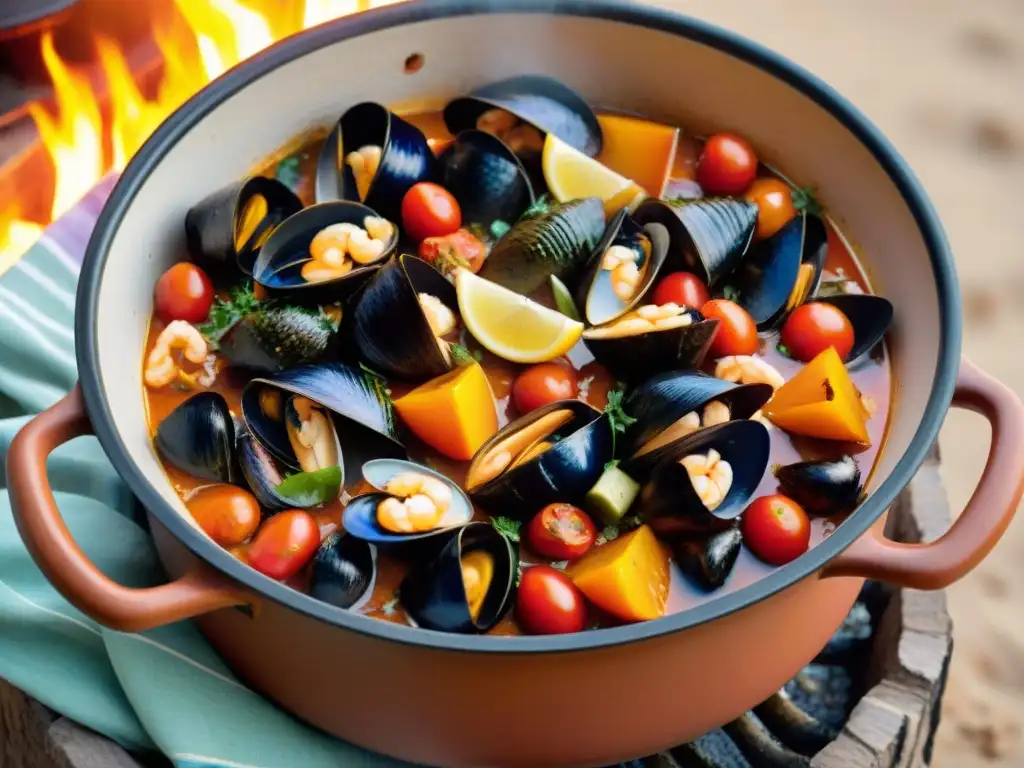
[650,1,1024,764]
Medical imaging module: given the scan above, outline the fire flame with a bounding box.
[0,0,403,270]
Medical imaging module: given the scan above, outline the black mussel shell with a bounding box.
[637,420,771,536]
[673,526,743,591]
[237,428,292,511]
[814,294,893,363]
[576,210,670,326]
[251,201,397,304]
[315,102,437,221]
[775,455,861,516]
[752,691,838,756]
[582,308,719,384]
[310,532,376,611]
[722,712,812,767]
[437,130,535,228]
[241,363,404,478]
[443,75,602,157]
[348,254,457,380]
[633,197,757,288]
[155,392,237,484]
[467,400,613,519]
[621,370,774,466]
[219,303,341,375]
[400,522,515,634]
[479,197,606,295]
[185,176,301,282]
[730,213,828,329]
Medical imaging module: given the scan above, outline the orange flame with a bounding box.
[0,0,403,269]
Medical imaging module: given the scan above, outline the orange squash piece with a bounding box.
[596,114,679,197]
[567,525,670,622]
[393,362,499,460]
[763,347,870,443]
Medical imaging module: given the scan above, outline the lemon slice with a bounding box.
[456,269,584,363]
[543,134,646,216]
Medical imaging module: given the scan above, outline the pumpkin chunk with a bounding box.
[596,114,679,197]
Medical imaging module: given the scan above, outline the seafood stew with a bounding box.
[144,76,892,637]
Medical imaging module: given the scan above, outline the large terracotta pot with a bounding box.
[8,2,1024,766]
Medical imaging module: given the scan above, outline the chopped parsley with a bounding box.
[792,186,823,216]
[722,284,741,303]
[604,459,620,472]
[601,524,620,542]
[317,304,342,333]
[520,194,553,221]
[450,343,476,366]
[777,343,791,357]
[275,155,302,192]
[490,219,511,239]
[490,516,521,543]
[198,281,261,348]
[603,385,637,456]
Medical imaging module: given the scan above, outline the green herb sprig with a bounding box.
[198,281,261,348]
[792,186,823,216]
[603,384,637,456]
[490,516,521,543]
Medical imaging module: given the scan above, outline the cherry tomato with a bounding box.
[696,133,758,196]
[401,182,461,242]
[154,263,214,324]
[526,504,597,561]
[247,510,320,581]
[418,228,486,276]
[515,565,587,635]
[187,485,261,547]
[780,302,855,363]
[512,363,578,415]
[742,494,811,566]
[701,299,759,358]
[745,178,797,240]
[651,271,711,309]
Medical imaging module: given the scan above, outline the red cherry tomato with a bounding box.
[780,302,855,363]
[187,485,261,547]
[512,363,579,415]
[696,133,759,196]
[742,494,811,566]
[651,271,711,309]
[418,228,486,276]
[700,299,759,358]
[525,503,597,561]
[515,565,587,635]
[154,263,214,324]
[745,178,797,240]
[247,510,320,581]
[401,182,461,242]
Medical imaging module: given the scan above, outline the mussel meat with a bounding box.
[582,305,719,384]
[466,399,613,519]
[479,197,606,295]
[632,197,758,288]
[251,201,397,303]
[348,254,459,380]
[636,420,770,537]
[342,459,473,546]
[185,176,301,282]
[673,526,743,590]
[775,455,862,516]
[814,294,893,363]
[155,392,237,484]
[315,102,437,221]
[400,522,515,634]
[309,532,376,611]
[219,303,342,375]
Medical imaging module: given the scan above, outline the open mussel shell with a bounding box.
[673,526,743,591]
[241,362,405,480]
[437,129,535,227]
[730,212,828,329]
[220,303,341,375]
[636,419,771,537]
[582,307,719,385]
[185,176,302,282]
[814,294,893,363]
[443,75,602,158]
[632,197,757,288]
[250,201,396,304]
[466,399,613,519]
[315,102,437,221]
[479,197,606,295]
[155,392,237,484]
[237,428,293,512]
[775,455,862,516]
[621,370,774,472]
[310,531,376,611]
[576,210,670,326]
[348,254,458,380]
[342,459,473,546]
[400,522,515,634]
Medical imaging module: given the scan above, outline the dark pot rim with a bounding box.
[77,0,960,654]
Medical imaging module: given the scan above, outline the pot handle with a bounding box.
[824,357,1024,589]
[7,385,251,632]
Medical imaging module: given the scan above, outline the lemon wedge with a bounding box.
[543,133,646,216]
[456,269,584,363]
